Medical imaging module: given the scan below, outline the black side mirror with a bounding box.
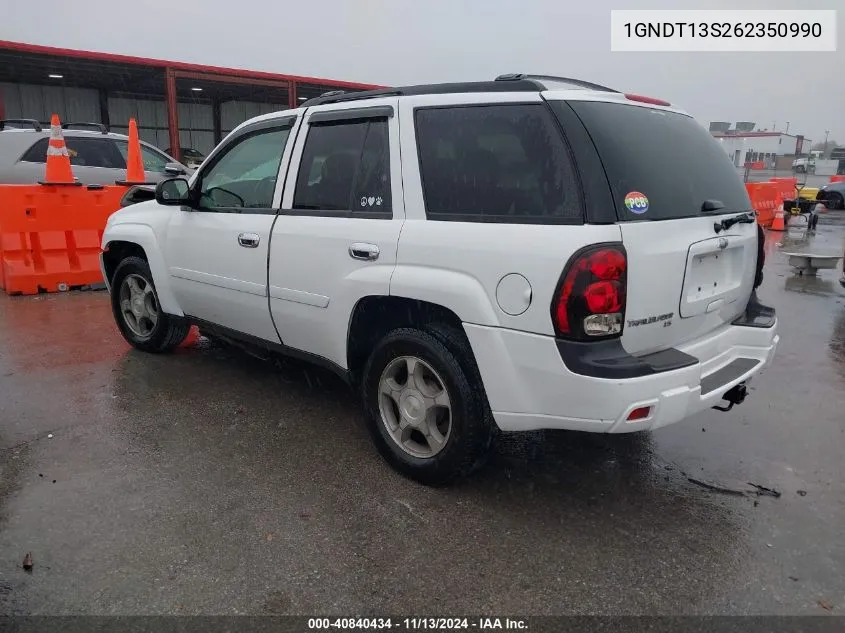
[155,177,191,206]
[164,162,186,175]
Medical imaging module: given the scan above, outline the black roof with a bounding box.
[300,74,618,107]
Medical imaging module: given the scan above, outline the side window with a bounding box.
[197,126,291,210]
[414,104,582,223]
[20,138,49,163]
[115,141,171,172]
[64,138,124,168]
[20,137,123,168]
[292,118,392,215]
[141,146,171,172]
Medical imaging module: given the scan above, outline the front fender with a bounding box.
[101,223,183,316]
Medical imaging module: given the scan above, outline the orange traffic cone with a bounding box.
[179,325,201,348]
[116,118,149,185]
[770,208,786,231]
[41,114,77,185]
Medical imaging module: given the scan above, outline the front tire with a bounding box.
[110,256,190,353]
[361,325,494,486]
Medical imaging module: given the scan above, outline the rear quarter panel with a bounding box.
[393,92,622,333]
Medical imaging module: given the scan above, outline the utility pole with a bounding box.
[785,121,790,134]
[824,130,830,157]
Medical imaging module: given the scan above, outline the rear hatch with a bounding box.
[565,98,758,355]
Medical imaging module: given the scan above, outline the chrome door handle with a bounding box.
[349,243,380,261]
[238,233,260,248]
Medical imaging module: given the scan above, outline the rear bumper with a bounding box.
[465,315,778,434]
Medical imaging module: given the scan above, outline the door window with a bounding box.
[197,126,291,211]
[115,141,173,172]
[20,137,124,168]
[292,118,392,216]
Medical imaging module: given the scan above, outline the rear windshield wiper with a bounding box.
[714,211,756,234]
[701,199,726,213]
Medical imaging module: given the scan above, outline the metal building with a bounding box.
[712,132,811,168]
[0,40,381,162]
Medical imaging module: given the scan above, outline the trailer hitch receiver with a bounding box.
[712,382,748,413]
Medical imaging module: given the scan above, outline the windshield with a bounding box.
[559,100,752,221]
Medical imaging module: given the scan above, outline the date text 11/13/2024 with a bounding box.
[308,618,528,630]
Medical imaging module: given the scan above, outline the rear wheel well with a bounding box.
[347,297,468,386]
[102,241,147,287]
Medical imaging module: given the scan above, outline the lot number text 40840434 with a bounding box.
[307,618,528,630]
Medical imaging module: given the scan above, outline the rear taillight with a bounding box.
[552,245,627,340]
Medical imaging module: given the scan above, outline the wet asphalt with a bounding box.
[1,214,844,616]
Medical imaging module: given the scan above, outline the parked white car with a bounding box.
[0,119,191,185]
[101,75,779,484]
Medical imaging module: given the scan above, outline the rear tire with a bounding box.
[360,324,494,486]
[110,256,190,353]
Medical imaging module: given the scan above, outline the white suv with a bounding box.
[100,75,779,485]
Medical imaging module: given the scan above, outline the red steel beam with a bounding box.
[0,40,383,91]
[165,67,180,162]
[172,69,292,89]
[289,81,297,109]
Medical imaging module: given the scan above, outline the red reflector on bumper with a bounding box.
[627,406,651,421]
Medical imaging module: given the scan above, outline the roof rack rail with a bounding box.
[495,73,619,93]
[62,122,109,134]
[0,118,43,132]
[299,79,550,108]
[300,88,403,108]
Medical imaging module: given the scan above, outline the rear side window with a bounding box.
[414,104,582,224]
[561,100,751,221]
[293,118,392,215]
[20,138,49,163]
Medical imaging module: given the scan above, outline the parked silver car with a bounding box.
[0,119,192,185]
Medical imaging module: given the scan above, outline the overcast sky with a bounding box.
[1,0,841,144]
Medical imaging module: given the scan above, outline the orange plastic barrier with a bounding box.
[745,182,780,227]
[831,175,845,183]
[768,177,798,204]
[0,184,126,295]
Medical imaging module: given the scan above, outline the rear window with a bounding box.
[561,100,751,221]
